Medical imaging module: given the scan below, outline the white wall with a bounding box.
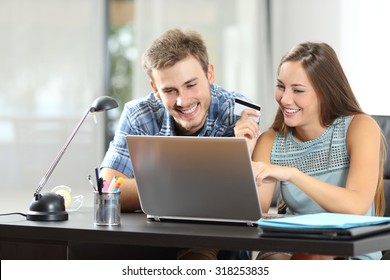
[0,0,107,207]
[271,0,390,116]
[339,0,390,115]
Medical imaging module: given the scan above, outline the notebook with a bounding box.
[258,213,390,240]
[126,135,262,226]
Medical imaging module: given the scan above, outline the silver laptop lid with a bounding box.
[126,135,262,225]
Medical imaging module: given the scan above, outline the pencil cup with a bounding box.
[94,191,121,226]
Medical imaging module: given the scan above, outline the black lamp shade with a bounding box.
[90,96,118,112]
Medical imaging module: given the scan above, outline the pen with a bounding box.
[113,177,123,193]
[95,167,100,186]
[97,177,103,195]
[103,180,109,192]
[107,176,118,193]
[87,175,97,191]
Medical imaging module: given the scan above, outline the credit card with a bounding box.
[234,98,261,123]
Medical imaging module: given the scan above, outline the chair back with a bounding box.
[372,115,390,217]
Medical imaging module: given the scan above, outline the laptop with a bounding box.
[125,135,262,226]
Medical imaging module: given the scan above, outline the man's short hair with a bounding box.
[142,28,209,80]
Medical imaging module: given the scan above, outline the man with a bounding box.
[99,28,260,259]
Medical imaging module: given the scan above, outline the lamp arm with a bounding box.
[33,107,92,196]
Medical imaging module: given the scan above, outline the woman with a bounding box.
[235,42,386,260]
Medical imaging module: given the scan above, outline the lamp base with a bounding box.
[27,192,68,221]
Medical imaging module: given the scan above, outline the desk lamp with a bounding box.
[26,96,118,221]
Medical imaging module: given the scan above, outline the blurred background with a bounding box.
[1,0,389,209]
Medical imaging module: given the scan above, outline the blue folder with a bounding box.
[257,213,390,240]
